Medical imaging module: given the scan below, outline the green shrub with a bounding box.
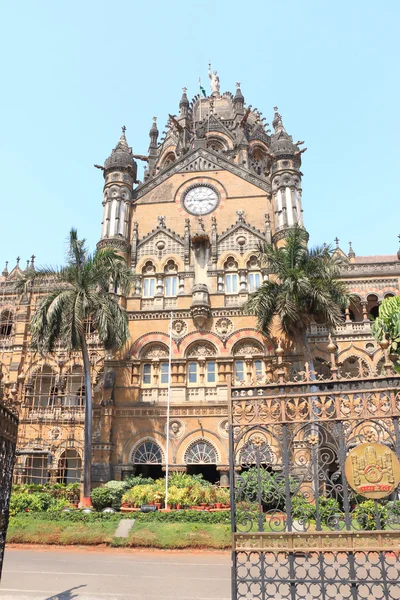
[318,497,342,525]
[290,495,316,521]
[124,475,155,487]
[9,493,72,517]
[91,487,114,511]
[353,500,388,530]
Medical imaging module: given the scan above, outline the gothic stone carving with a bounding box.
[172,319,187,338]
[215,317,233,336]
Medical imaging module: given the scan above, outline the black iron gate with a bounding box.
[229,365,400,600]
[0,401,18,579]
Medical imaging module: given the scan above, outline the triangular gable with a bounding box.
[217,220,265,254]
[136,227,185,262]
[135,147,271,199]
[206,114,234,139]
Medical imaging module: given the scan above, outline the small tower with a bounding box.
[270,108,305,244]
[146,117,159,178]
[99,127,137,255]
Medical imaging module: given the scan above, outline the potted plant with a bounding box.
[152,486,165,510]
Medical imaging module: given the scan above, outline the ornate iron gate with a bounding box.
[228,361,400,600]
[0,401,18,579]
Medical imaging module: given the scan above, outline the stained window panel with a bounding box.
[143,277,155,298]
[160,362,169,384]
[235,360,245,382]
[143,363,151,384]
[188,362,198,383]
[248,272,261,292]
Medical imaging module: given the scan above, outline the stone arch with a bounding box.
[183,438,219,465]
[232,339,265,357]
[120,429,166,464]
[129,333,179,359]
[179,331,225,358]
[217,251,242,270]
[185,340,218,359]
[226,329,271,354]
[161,256,184,272]
[0,309,14,337]
[130,437,165,465]
[161,151,176,169]
[176,428,228,465]
[205,131,234,150]
[140,342,170,360]
[340,354,372,378]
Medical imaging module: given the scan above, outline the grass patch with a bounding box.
[7,514,231,549]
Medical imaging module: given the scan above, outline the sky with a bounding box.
[1,0,399,269]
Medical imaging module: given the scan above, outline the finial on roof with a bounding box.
[25,260,30,270]
[348,242,355,259]
[334,237,339,249]
[234,81,244,107]
[272,106,286,133]
[16,256,20,267]
[31,254,36,269]
[2,261,8,277]
[179,87,189,117]
[115,126,129,151]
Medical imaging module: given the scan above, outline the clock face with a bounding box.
[183,185,219,215]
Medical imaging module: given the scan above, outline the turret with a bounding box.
[146,117,159,178]
[98,127,136,253]
[179,87,189,118]
[233,82,245,114]
[270,108,305,242]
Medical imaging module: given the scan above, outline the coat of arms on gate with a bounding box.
[345,442,400,499]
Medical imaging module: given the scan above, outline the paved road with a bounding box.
[0,547,231,600]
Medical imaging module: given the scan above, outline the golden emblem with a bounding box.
[345,442,400,499]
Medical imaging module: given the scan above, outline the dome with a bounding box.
[104,128,137,173]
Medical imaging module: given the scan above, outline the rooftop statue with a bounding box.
[208,63,220,96]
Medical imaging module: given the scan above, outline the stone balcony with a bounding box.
[22,405,85,422]
[308,321,372,338]
[139,386,227,403]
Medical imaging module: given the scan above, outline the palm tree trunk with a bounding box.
[81,335,93,502]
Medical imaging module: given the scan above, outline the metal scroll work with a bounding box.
[228,369,400,600]
[0,402,18,579]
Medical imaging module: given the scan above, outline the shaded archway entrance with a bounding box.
[184,439,218,484]
[132,439,164,480]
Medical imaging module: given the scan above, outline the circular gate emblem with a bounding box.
[345,442,400,499]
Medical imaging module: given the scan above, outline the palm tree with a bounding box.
[16,229,135,502]
[245,226,351,374]
[371,295,400,369]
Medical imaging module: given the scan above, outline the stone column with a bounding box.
[217,466,230,487]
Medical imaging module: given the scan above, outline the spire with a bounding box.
[272,107,286,133]
[2,261,8,277]
[348,241,355,259]
[179,87,189,117]
[115,125,129,152]
[148,117,159,154]
[233,82,244,112]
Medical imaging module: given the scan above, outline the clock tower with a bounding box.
[92,75,306,484]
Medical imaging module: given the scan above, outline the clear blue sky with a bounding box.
[1,0,399,269]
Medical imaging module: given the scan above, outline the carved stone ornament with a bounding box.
[345,442,400,499]
[172,319,187,338]
[234,340,264,356]
[215,317,233,336]
[142,344,169,359]
[165,419,184,439]
[49,427,62,441]
[219,419,229,439]
[187,342,217,358]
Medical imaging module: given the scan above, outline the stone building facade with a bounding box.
[1,74,399,487]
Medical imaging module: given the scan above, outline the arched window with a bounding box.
[142,261,156,298]
[141,344,170,386]
[185,440,218,464]
[0,310,13,337]
[233,340,265,383]
[132,440,163,464]
[224,257,238,294]
[31,365,58,407]
[341,356,370,378]
[247,256,262,292]
[186,342,218,385]
[64,365,85,407]
[367,294,379,321]
[207,138,226,153]
[58,449,82,484]
[162,152,176,169]
[164,260,178,297]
